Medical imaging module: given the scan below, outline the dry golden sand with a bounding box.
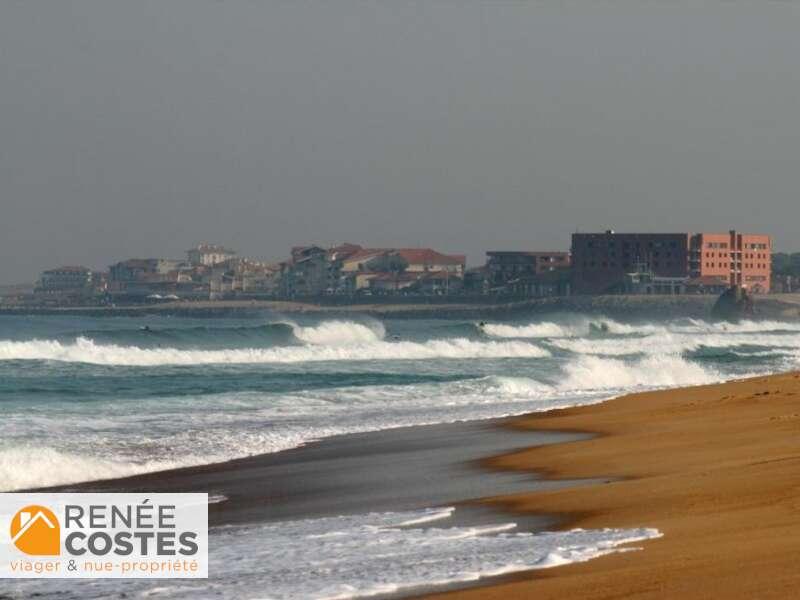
[424,372,800,600]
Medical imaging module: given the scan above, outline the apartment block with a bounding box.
[571,232,690,295]
[690,231,772,293]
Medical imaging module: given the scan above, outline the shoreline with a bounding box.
[422,371,800,599]
[25,371,800,598]
[39,418,592,528]
[0,294,737,320]
[4,293,800,321]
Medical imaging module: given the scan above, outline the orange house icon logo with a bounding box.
[9,505,60,556]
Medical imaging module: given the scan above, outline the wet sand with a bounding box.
[46,419,592,528]
[423,371,800,600]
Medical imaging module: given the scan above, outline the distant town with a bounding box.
[3,229,800,308]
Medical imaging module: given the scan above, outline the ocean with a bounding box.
[0,312,794,598]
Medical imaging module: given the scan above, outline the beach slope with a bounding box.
[426,371,800,599]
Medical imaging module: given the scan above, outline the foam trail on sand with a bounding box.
[10,507,662,600]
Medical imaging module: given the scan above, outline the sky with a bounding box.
[2,1,800,283]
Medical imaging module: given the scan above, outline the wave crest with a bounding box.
[0,336,551,366]
[560,354,719,391]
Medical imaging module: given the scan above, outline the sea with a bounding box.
[1,311,795,599]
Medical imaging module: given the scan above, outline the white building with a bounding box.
[187,244,237,266]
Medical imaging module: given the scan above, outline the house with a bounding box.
[187,244,237,267]
[414,270,463,295]
[340,249,392,274]
[485,251,570,294]
[394,248,466,275]
[282,246,330,297]
[368,272,421,294]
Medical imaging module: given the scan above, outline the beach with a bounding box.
[5,312,800,598]
[424,371,800,599]
[47,419,587,527]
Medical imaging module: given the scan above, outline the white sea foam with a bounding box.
[551,330,800,357]
[484,317,800,341]
[0,446,183,490]
[9,507,662,600]
[0,375,601,491]
[289,320,386,345]
[483,317,667,339]
[560,354,719,391]
[0,335,550,365]
[483,321,580,338]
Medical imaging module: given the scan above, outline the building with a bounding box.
[571,232,691,295]
[340,248,390,273]
[690,231,772,293]
[485,251,571,295]
[109,259,182,282]
[338,247,466,294]
[393,249,466,275]
[282,246,330,297]
[187,244,237,267]
[35,266,93,298]
[572,230,772,295]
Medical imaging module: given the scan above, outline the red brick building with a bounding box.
[690,231,772,293]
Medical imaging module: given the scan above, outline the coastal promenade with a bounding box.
[425,371,800,599]
[6,293,800,320]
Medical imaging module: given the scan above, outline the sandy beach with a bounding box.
[422,371,800,600]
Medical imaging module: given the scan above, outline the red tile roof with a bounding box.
[395,248,465,266]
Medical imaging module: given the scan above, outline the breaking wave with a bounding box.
[0,446,183,491]
[288,320,385,345]
[76,319,384,349]
[560,354,720,391]
[0,335,551,366]
[482,317,664,339]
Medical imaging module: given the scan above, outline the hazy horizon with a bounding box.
[3,1,800,284]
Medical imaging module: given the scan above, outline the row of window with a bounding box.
[704,242,769,250]
[704,252,768,259]
[585,241,680,249]
[704,263,768,270]
[582,261,674,269]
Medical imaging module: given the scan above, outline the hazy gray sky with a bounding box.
[2,1,800,283]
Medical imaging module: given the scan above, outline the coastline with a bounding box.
[0,294,728,320]
[23,370,800,598]
[39,418,591,528]
[422,371,800,599]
